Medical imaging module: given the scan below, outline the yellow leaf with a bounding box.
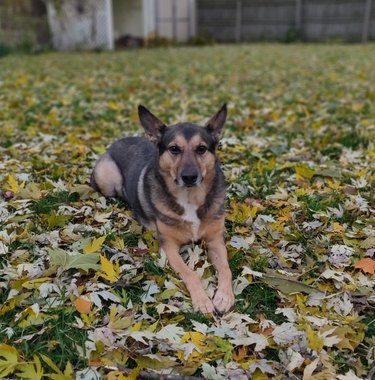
[22,277,52,290]
[252,369,269,380]
[83,236,106,254]
[227,201,254,224]
[331,222,345,233]
[306,326,324,352]
[107,101,122,111]
[294,188,308,196]
[18,312,50,328]
[112,237,125,250]
[108,306,133,330]
[127,367,141,380]
[15,354,43,380]
[334,326,363,351]
[131,322,143,333]
[265,157,276,170]
[63,361,74,377]
[177,332,206,361]
[0,344,19,377]
[148,320,159,333]
[18,182,42,200]
[40,354,62,374]
[295,164,315,179]
[6,174,19,193]
[15,74,29,86]
[99,255,121,283]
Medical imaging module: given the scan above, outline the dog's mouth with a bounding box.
[176,176,202,188]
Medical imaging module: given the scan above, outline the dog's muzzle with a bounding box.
[180,166,200,187]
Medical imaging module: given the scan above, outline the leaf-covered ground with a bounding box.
[0,44,374,379]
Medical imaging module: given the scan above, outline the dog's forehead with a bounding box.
[163,123,211,145]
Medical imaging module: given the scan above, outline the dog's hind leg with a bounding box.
[91,153,124,198]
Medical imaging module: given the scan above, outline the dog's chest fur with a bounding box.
[176,190,201,241]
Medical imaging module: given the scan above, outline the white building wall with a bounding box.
[143,0,156,38]
[47,0,113,50]
[112,0,143,39]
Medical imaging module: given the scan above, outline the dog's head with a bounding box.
[138,104,227,188]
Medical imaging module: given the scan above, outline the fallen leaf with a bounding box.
[48,248,100,272]
[353,258,375,274]
[99,255,121,283]
[0,344,18,377]
[5,174,19,193]
[262,272,322,295]
[15,354,44,380]
[74,297,92,314]
[83,236,106,254]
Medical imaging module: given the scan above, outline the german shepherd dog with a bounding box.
[91,105,234,314]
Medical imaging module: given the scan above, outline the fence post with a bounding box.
[106,0,114,50]
[235,0,242,42]
[296,0,302,32]
[362,0,372,42]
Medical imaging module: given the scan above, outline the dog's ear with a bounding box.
[205,103,227,143]
[138,105,166,143]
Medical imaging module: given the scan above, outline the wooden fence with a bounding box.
[197,0,375,42]
[0,0,50,48]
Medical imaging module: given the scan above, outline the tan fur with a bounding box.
[159,135,216,195]
[157,215,233,313]
[91,104,234,314]
[150,133,234,313]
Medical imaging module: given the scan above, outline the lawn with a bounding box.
[0,44,374,379]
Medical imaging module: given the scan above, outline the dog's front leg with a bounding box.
[206,236,235,313]
[160,237,215,314]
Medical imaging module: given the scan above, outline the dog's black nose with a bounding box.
[181,174,198,186]
[181,168,198,186]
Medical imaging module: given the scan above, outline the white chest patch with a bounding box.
[176,191,201,241]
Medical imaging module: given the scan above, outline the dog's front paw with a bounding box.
[213,287,235,313]
[191,293,215,314]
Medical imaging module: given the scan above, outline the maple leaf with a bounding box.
[48,248,100,271]
[295,164,315,179]
[15,355,44,380]
[98,255,121,283]
[0,344,19,377]
[353,257,375,274]
[231,333,268,351]
[5,174,20,193]
[83,235,106,254]
[306,326,324,352]
[40,355,73,380]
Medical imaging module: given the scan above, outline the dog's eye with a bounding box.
[168,145,182,155]
[196,145,208,155]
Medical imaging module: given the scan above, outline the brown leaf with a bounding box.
[353,258,375,274]
[74,297,92,314]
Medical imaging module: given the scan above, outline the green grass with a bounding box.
[32,191,80,214]
[235,284,285,323]
[0,44,374,378]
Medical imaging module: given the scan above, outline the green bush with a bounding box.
[0,41,12,57]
